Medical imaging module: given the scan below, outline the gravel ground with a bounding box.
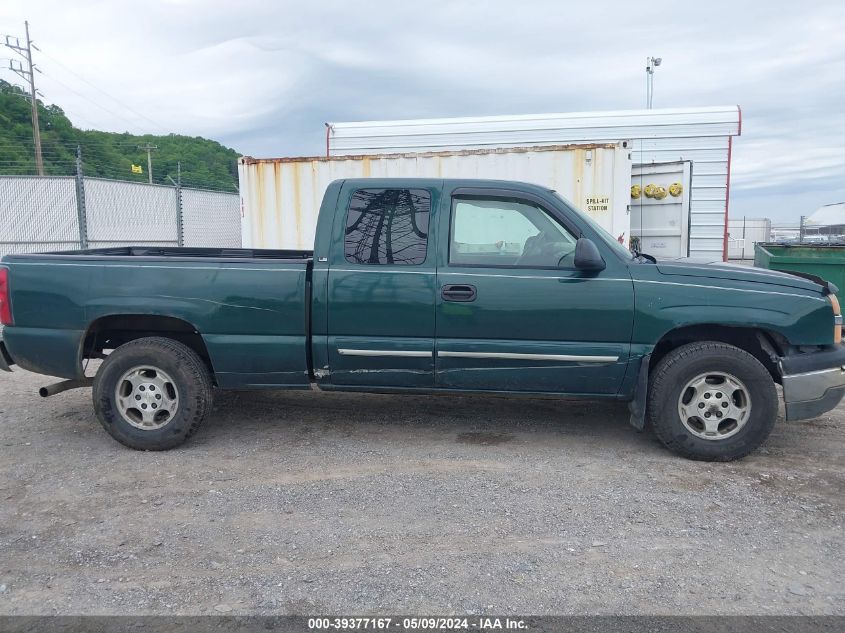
[0,367,843,615]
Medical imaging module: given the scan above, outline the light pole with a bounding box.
[646,56,662,109]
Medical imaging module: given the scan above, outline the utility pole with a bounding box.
[5,21,44,175]
[138,143,157,184]
[645,56,662,109]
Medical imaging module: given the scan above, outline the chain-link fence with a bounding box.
[0,176,82,255]
[769,224,845,245]
[181,187,243,248]
[0,175,240,258]
[84,178,180,249]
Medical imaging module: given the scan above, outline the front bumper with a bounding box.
[780,344,845,421]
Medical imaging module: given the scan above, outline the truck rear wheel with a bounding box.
[646,341,778,461]
[93,337,213,450]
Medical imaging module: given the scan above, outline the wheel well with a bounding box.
[82,315,215,378]
[650,325,787,382]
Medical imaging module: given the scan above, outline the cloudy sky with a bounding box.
[2,0,844,223]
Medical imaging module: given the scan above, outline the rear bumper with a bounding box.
[780,344,845,421]
[1,326,85,379]
[0,339,14,372]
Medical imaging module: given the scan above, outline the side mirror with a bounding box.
[573,237,606,272]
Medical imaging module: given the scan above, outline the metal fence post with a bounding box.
[74,146,89,250]
[176,162,184,247]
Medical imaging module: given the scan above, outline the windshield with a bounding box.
[551,191,634,261]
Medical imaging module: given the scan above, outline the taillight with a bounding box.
[0,267,11,326]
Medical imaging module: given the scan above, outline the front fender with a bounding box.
[632,276,833,347]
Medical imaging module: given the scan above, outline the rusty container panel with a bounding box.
[239,144,632,250]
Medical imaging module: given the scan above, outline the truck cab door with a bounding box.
[323,181,439,388]
[434,186,634,395]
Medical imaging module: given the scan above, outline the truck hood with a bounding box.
[652,258,827,294]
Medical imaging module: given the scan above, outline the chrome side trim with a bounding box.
[438,351,618,363]
[337,348,432,358]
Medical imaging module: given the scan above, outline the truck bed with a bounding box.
[1,247,314,388]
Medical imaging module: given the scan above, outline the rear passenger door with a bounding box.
[326,182,438,388]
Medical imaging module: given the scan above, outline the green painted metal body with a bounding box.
[1,179,837,399]
[2,255,310,387]
[754,243,845,295]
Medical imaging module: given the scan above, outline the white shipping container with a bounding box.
[327,105,741,261]
[239,144,633,250]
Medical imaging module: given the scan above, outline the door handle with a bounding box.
[441,284,477,302]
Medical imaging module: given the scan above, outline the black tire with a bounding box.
[646,341,778,461]
[93,337,213,450]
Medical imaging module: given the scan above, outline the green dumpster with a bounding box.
[754,243,845,292]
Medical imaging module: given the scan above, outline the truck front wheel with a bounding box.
[93,337,213,450]
[646,341,778,461]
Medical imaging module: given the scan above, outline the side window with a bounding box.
[450,198,577,268]
[345,189,430,265]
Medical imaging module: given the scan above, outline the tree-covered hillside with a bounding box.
[0,80,240,191]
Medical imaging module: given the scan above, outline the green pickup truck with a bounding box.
[1,178,843,460]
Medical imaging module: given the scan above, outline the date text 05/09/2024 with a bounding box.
[307,617,529,631]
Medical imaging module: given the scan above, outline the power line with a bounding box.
[3,21,172,137]
[35,46,170,134]
[36,67,144,132]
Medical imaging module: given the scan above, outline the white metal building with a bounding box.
[327,105,742,260]
[807,202,845,228]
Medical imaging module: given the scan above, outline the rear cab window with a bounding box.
[344,189,431,265]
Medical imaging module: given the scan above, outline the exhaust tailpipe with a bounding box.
[39,378,93,398]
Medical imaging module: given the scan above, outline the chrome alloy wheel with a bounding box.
[114,366,180,430]
[677,371,751,441]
